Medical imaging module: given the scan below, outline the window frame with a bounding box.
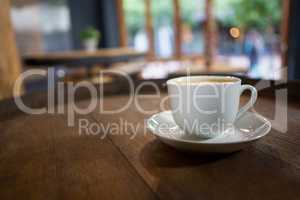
[118,0,289,71]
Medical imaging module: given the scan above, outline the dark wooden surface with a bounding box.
[0,92,300,199]
[23,48,146,67]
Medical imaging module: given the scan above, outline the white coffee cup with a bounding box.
[167,76,257,139]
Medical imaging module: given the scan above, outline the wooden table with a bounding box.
[23,48,146,67]
[0,91,300,199]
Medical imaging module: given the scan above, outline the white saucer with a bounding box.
[147,111,271,153]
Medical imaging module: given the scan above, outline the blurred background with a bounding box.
[1,0,298,100]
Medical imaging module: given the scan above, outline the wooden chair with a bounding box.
[0,0,22,100]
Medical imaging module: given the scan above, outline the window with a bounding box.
[11,0,72,55]
[214,0,282,79]
[123,0,148,52]
[180,0,205,55]
[120,0,286,79]
[152,0,175,58]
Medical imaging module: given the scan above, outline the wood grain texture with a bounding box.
[23,47,146,67]
[173,0,182,58]
[0,91,300,199]
[145,0,155,59]
[204,0,217,68]
[89,94,300,200]
[23,48,145,60]
[0,0,22,100]
[0,107,157,200]
[116,0,128,47]
[281,0,290,68]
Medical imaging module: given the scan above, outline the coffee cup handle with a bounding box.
[236,85,257,120]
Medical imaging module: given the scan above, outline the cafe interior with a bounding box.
[0,0,300,199]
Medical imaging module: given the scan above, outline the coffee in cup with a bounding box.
[167,76,257,139]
